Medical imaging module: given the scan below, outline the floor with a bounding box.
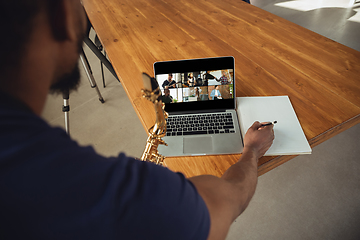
[41,0,360,239]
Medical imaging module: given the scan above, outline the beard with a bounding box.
[49,63,81,95]
[49,19,86,96]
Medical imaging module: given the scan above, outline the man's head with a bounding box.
[1,0,87,96]
[168,74,173,80]
[164,88,170,96]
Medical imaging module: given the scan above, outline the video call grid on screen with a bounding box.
[154,57,236,113]
[156,70,234,104]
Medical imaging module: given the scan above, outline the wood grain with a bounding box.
[83,0,360,178]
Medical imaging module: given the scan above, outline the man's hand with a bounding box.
[243,121,275,159]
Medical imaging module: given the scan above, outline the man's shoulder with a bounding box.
[0,107,210,239]
[0,98,210,240]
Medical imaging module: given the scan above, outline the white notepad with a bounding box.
[236,96,312,156]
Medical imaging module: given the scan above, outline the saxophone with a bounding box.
[140,73,168,165]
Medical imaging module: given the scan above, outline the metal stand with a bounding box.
[62,89,70,135]
[63,49,105,136]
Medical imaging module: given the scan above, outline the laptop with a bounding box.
[155,56,244,157]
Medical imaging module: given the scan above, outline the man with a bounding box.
[203,71,217,86]
[210,85,222,100]
[161,73,176,88]
[217,71,230,85]
[187,72,196,87]
[0,1,274,239]
[162,87,173,104]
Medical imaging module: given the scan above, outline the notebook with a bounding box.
[155,56,244,157]
[236,96,312,156]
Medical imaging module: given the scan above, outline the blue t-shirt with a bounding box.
[0,96,210,240]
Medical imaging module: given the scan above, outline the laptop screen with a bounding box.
[154,56,235,113]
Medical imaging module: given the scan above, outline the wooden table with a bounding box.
[82,0,360,177]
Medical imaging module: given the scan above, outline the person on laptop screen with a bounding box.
[0,1,274,239]
[202,71,217,86]
[217,70,230,85]
[162,73,176,88]
[162,87,174,104]
[210,85,222,100]
[187,72,196,87]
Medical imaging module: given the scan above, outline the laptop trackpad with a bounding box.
[183,136,213,154]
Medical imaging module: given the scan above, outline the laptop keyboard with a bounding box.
[166,112,236,136]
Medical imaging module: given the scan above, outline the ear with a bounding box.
[48,0,77,42]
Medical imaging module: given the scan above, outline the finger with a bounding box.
[258,122,275,130]
[250,121,262,130]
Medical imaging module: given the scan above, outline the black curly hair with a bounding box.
[0,0,61,75]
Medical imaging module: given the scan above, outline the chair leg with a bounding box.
[101,57,105,88]
[80,48,105,103]
[83,36,119,82]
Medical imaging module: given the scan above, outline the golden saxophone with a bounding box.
[140,73,168,165]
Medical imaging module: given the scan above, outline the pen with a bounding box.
[261,121,277,127]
